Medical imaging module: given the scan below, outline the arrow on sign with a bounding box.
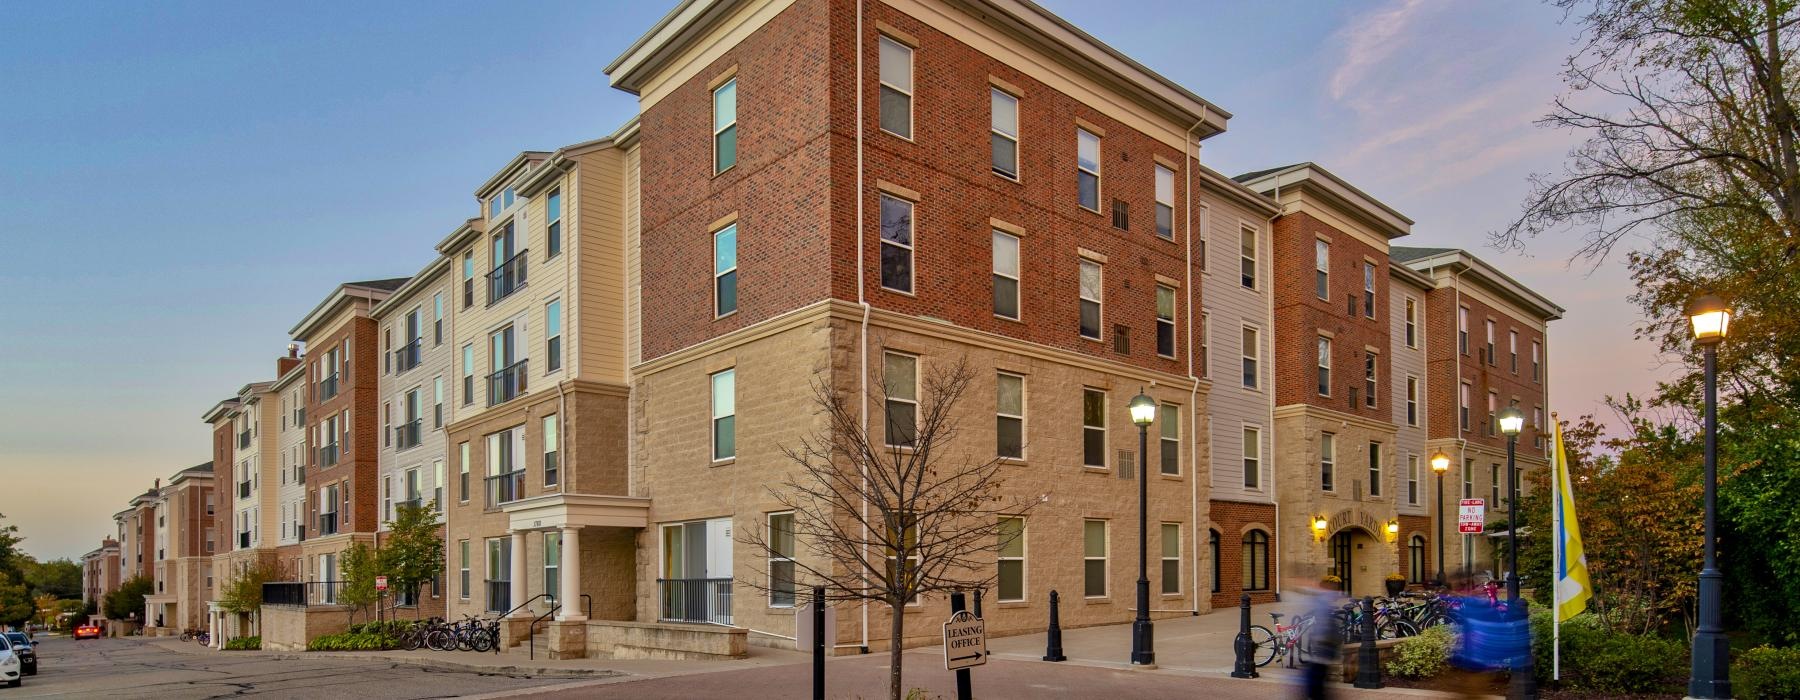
[949,651,984,663]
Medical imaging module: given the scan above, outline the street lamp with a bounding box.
[1497,404,1533,699]
[1128,390,1157,667]
[1430,451,1450,588]
[1686,294,1731,699]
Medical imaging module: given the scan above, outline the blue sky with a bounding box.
[0,0,1654,561]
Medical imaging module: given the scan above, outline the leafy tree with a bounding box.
[0,514,23,582]
[218,559,281,616]
[0,574,31,628]
[103,575,151,622]
[32,594,58,627]
[337,542,380,624]
[22,558,81,600]
[378,502,444,609]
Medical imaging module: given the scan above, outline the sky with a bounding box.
[0,0,1666,562]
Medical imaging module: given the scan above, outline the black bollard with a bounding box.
[812,586,825,700]
[973,588,983,619]
[1354,596,1382,689]
[1230,592,1258,678]
[1043,590,1066,662]
[950,592,973,700]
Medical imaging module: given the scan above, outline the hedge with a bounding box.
[1733,645,1800,699]
[306,631,400,652]
[223,635,260,651]
[1529,609,1685,694]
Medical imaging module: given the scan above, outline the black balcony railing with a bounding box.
[487,360,528,406]
[238,430,251,449]
[318,512,339,536]
[395,420,422,450]
[238,532,251,549]
[319,444,339,467]
[263,581,307,607]
[295,524,306,542]
[486,580,512,613]
[394,339,422,374]
[238,480,251,499]
[487,249,529,304]
[658,578,733,625]
[308,580,345,606]
[485,470,527,508]
[320,374,340,400]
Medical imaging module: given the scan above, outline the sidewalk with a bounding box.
[983,597,1309,674]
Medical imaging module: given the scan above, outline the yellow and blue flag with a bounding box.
[1553,419,1593,621]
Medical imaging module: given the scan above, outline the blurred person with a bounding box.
[1287,567,1343,700]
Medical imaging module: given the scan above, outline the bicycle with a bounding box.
[194,630,211,646]
[178,628,201,642]
[1245,611,1319,668]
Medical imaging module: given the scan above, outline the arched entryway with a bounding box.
[1327,526,1381,598]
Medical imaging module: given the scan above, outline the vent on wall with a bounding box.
[1114,326,1130,355]
[1117,449,1134,479]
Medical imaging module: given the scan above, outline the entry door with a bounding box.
[1330,532,1354,594]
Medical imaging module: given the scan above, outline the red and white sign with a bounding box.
[375,576,389,591]
[1458,499,1486,533]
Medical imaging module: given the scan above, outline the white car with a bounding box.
[0,633,19,687]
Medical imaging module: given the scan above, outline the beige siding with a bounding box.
[1199,185,1274,503]
[575,147,629,384]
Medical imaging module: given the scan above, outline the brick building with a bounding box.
[142,462,216,635]
[81,538,121,609]
[373,257,454,619]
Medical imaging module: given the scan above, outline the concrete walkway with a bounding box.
[983,598,1310,674]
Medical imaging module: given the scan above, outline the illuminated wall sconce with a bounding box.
[1312,516,1329,540]
[1386,520,1400,542]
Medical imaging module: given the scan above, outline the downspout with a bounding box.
[1264,175,1284,598]
[1183,112,1205,615]
[854,0,872,654]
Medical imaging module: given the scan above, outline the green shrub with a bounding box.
[1386,625,1455,679]
[1529,609,1685,694]
[306,631,400,652]
[1734,646,1800,700]
[223,636,260,651]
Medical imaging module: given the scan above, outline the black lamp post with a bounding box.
[1430,451,1451,588]
[1128,390,1157,667]
[1685,293,1731,699]
[1498,405,1534,699]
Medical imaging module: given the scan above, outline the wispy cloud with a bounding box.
[1328,0,1430,106]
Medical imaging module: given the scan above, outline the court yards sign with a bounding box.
[942,610,987,671]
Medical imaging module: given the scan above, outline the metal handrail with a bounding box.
[487,249,529,304]
[393,339,422,373]
[524,593,591,660]
[320,374,340,400]
[486,359,528,406]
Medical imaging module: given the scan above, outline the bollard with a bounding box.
[950,592,973,700]
[1230,592,1258,678]
[973,588,983,619]
[812,586,826,700]
[1354,596,1382,689]
[1042,590,1067,662]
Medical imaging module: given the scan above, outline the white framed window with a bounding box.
[1406,375,1420,426]
[877,35,913,139]
[542,414,559,487]
[996,373,1024,460]
[461,251,475,309]
[459,540,470,598]
[1155,285,1176,358]
[879,194,914,294]
[1463,459,1474,499]
[1320,432,1336,492]
[1078,258,1102,340]
[1488,391,1499,436]
[1160,523,1180,595]
[1076,128,1101,211]
[1081,388,1106,468]
[461,344,475,406]
[1368,441,1383,497]
[990,88,1019,179]
[992,230,1020,320]
[713,78,737,174]
[458,442,471,503]
[1242,425,1262,489]
[1314,239,1330,299]
[1199,312,1210,378]
[546,189,562,258]
[1239,224,1258,289]
[997,516,1025,602]
[1241,325,1260,390]
[1407,455,1421,505]
[1316,335,1332,396]
[714,223,738,317]
[883,352,918,448]
[1404,297,1418,348]
[1364,351,1378,408]
[1460,382,1472,431]
[433,376,445,429]
[544,532,561,603]
[545,299,563,373]
[711,369,736,461]
[1509,330,1519,373]
[1362,262,1376,318]
[1154,165,1175,239]
[1491,463,1502,506]
[1532,340,1542,382]
[1458,306,1470,354]
[1485,319,1497,364]
[769,512,796,607]
[1159,404,1179,475]
[1083,519,1108,598]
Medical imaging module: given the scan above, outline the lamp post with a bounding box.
[1685,294,1731,699]
[1128,390,1157,667]
[1498,405,1532,699]
[1430,451,1451,588]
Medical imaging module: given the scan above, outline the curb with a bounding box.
[269,651,623,679]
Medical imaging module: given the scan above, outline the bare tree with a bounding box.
[741,356,1035,700]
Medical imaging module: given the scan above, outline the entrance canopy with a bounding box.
[503,493,651,532]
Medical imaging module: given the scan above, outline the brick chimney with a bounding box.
[276,343,302,377]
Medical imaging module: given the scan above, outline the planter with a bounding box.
[1385,579,1406,597]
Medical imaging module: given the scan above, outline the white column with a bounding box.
[509,530,528,616]
[557,527,584,621]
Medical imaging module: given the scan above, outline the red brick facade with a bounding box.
[1271,211,1391,417]
[209,420,234,572]
[1422,287,1548,450]
[1208,499,1279,609]
[1396,513,1433,585]
[304,315,382,536]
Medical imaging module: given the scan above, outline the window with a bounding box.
[1209,530,1221,592]
[1159,404,1179,475]
[1362,262,1376,318]
[1083,520,1107,597]
[996,373,1024,460]
[543,414,559,487]
[1078,258,1102,340]
[1533,406,1545,448]
[1459,382,1471,432]
[461,344,475,406]
[714,223,737,317]
[1110,198,1130,230]
[711,369,735,460]
[1532,341,1542,382]
[879,194,914,293]
[1458,306,1470,355]
[1485,319,1496,364]
[1316,336,1332,396]
[462,251,474,309]
[458,442,470,502]
[1242,530,1270,591]
[1488,391,1499,436]
[1081,388,1106,468]
[1368,442,1382,497]
[878,36,912,138]
[434,460,445,512]
[545,299,562,373]
[990,88,1019,178]
[1404,298,1418,348]
[1463,459,1474,499]
[713,78,737,174]
[488,324,522,406]
[544,532,561,603]
[1153,165,1175,239]
[1241,326,1260,389]
[1239,225,1257,289]
[1364,351,1378,408]
[1408,536,1426,584]
[1509,330,1519,373]
[992,230,1020,319]
[1407,455,1421,505]
[488,222,522,303]
[997,517,1025,602]
[768,512,796,607]
[459,540,470,598]
[1320,432,1336,491]
[884,353,917,447]
[1406,376,1420,426]
[1491,463,1501,506]
[485,537,511,612]
[1155,285,1176,357]
[1076,129,1100,211]
[1199,312,1210,377]
[1243,426,1261,489]
[1314,239,1330,299]
[1160,523,1180,594]
[433,376,444,429]
[544,189,562,258]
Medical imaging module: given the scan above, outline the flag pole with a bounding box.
[1551,412,1561,682]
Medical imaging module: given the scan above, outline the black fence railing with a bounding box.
[485,470,526,509]
[487,360,528,406]
[395,420,421,450]
[309,580,345,605]
[658,578,733,625]
[394,339,421,374]
[487,249,529,304]
[318,512,339,536]
[320,374,340,400]
[319,444,339,467]
[264,582,306,607]
[486,580,512,613]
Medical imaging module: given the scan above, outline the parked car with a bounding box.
[1,633,32,676]
[0,634,21,687]
[73,624,101,640]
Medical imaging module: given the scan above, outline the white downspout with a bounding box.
[1183,113,1204,615]
[854,0,872,654]
[1264,176,1284,598]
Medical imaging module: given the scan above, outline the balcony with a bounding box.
[485,580,512,613]
[238,532,250,550]
[484,470,527,509]
[238,430,251,450]
[318,444,339,467]
[320,373,340,400]
[393,339,421,374]
[487,249,529,305]
[396,497,422,513]
[487,360,528,406]
[237,480,251,499]
[318,512,339,536]
[658,578,733,625]
[395,420,421,450]
[295,524,306,542]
